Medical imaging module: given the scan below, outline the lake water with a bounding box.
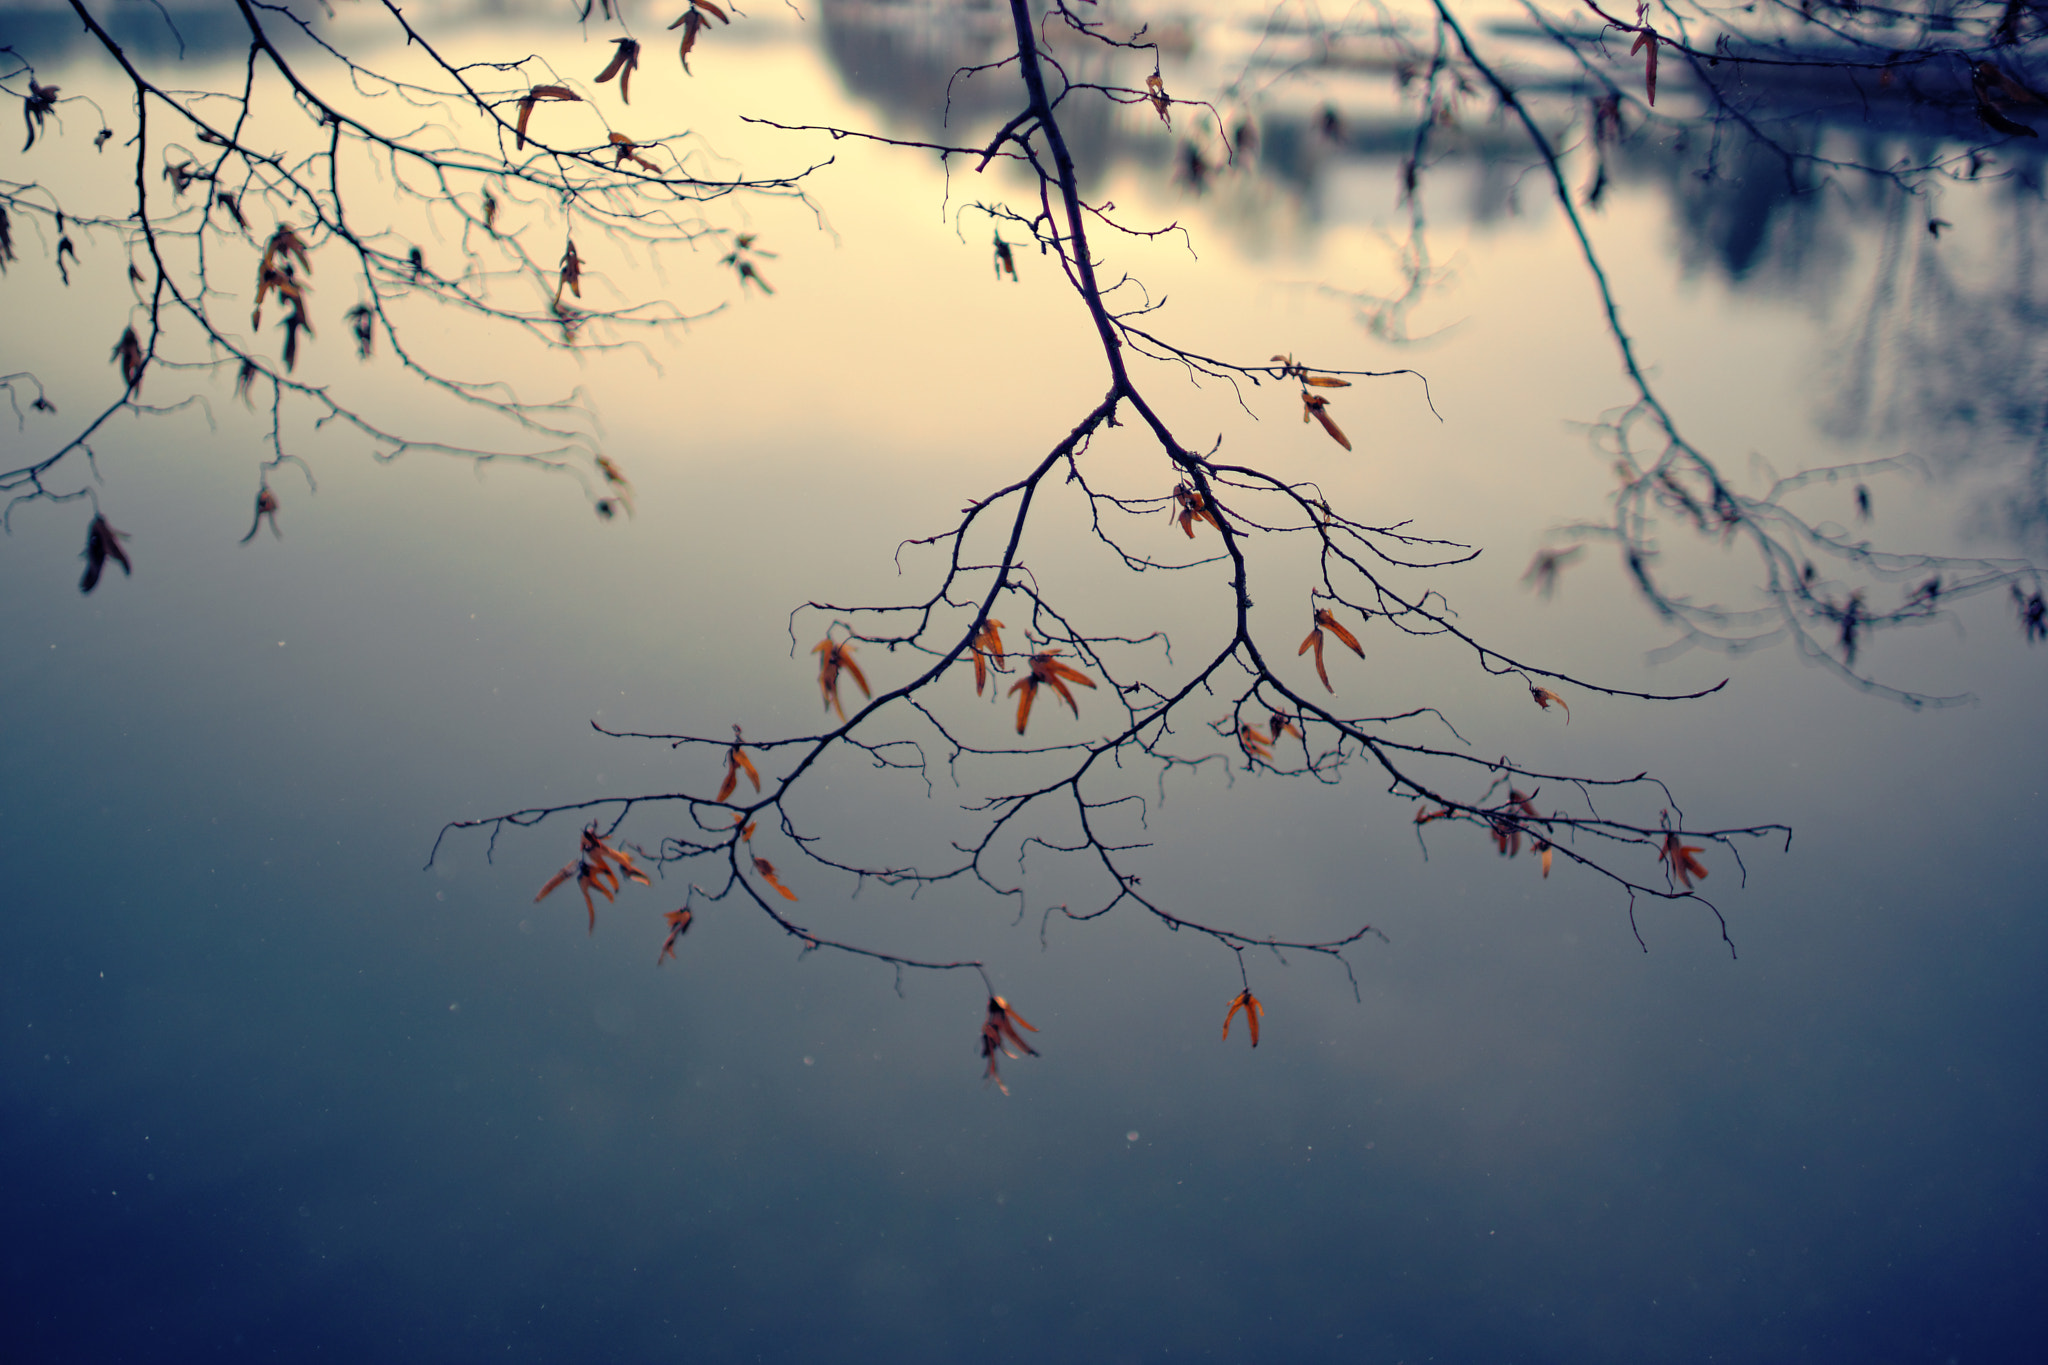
[3,2,2043,1360]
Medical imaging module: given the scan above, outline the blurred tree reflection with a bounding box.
[1218,1,2048,700]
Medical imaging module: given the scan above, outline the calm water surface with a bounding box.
[3,3,2043,1361]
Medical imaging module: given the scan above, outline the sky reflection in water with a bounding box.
[2,4,2044,1362]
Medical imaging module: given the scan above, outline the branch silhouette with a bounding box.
[24,1,2033,1088]
[430,0,1808,1088]
[1269,1,2048,705]
[3,0,817,547]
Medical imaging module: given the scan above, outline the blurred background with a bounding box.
[3,2,2043,1361]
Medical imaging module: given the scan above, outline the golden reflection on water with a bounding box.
[11,4,1983,757]
[11,1,2009,752]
